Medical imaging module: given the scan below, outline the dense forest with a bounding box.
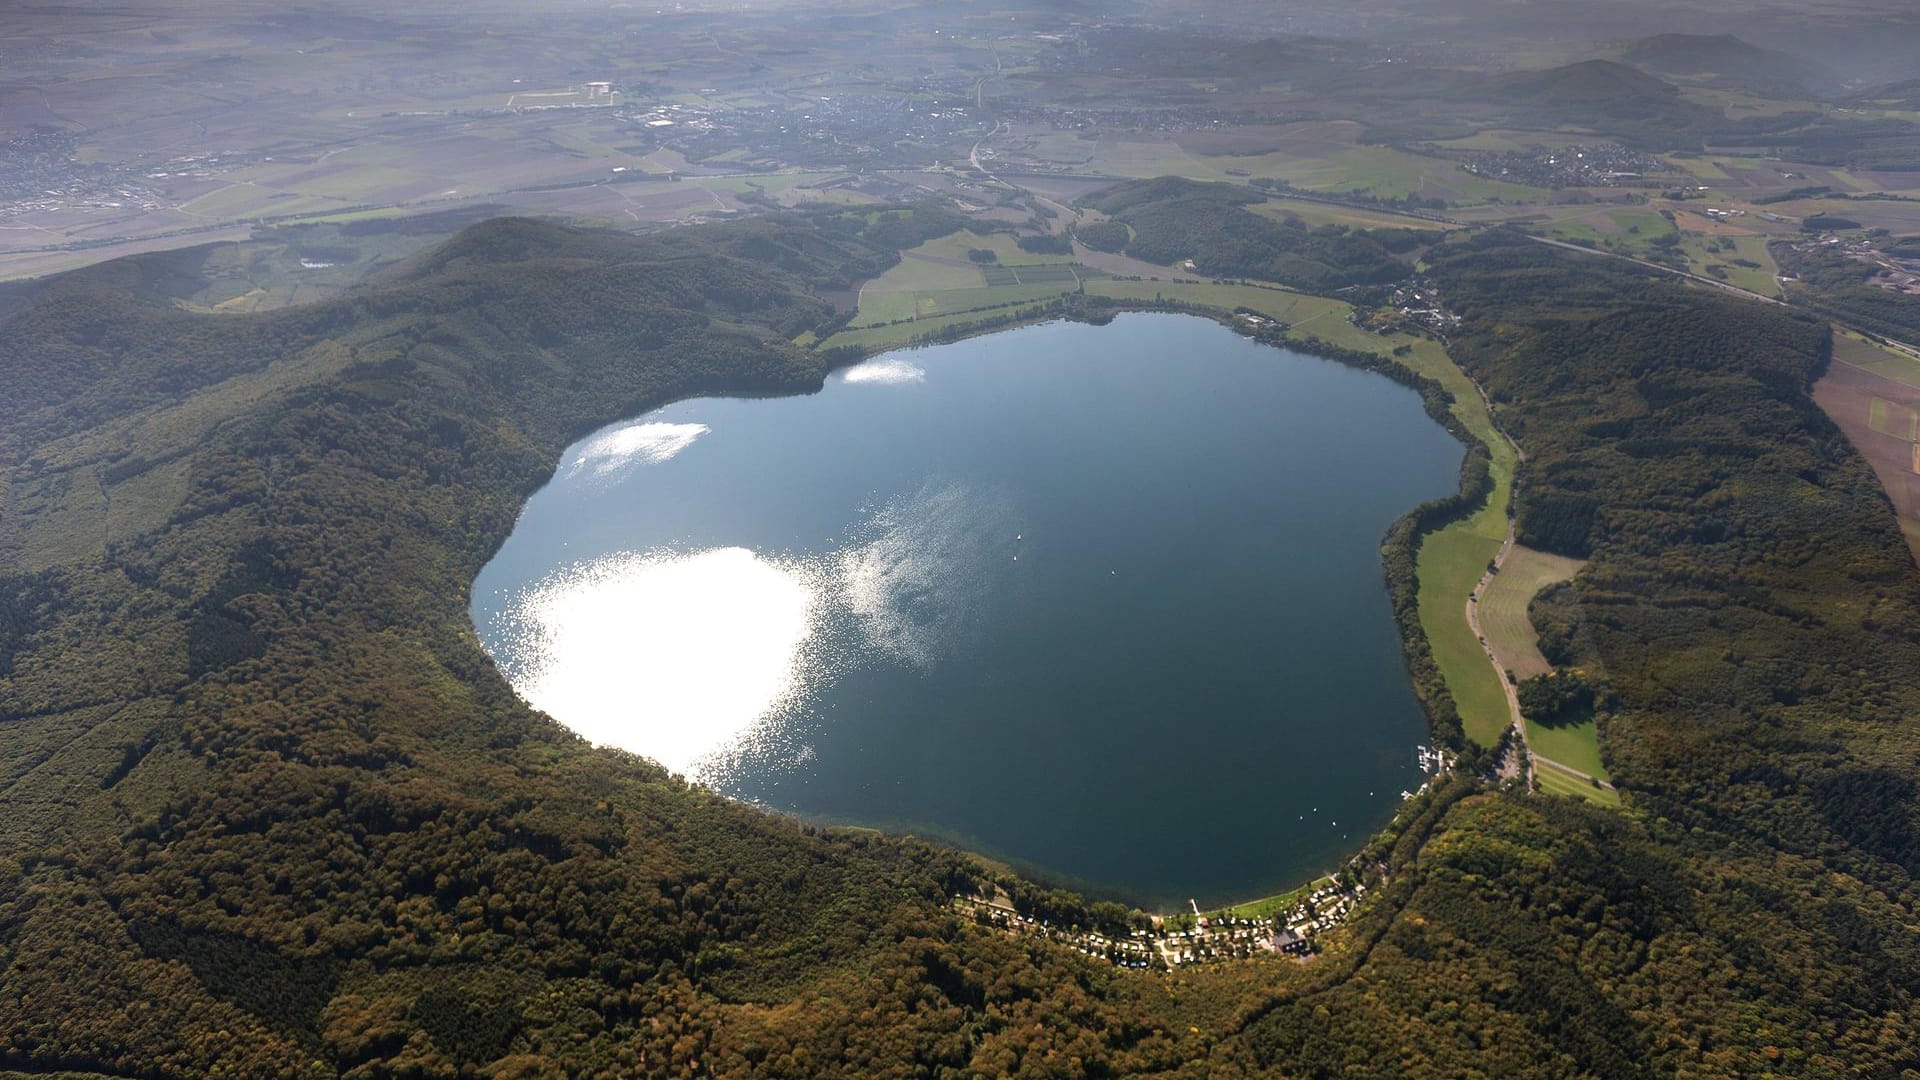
[4,209,1920,1076]
[1077,178,1427,290]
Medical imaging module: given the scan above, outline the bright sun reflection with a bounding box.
[509,547,817,774]
[492,476,1012,778]
[566,421,710,480]
[840,357,925,385]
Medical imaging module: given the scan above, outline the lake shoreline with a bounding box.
[477,305,1491,918]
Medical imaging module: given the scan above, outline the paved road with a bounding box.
[1524,234,1789,308]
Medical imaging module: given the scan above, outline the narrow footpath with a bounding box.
[1464,522,1531,788]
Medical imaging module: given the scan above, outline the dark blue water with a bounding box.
[473,313,1462,906]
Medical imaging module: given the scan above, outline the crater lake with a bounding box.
[472,313,1463,906]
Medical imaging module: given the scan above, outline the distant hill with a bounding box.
[1619,33,1829,97]
[1853,77,1920,110]
[1488,59,1679,109]
[1478,60,1713,147]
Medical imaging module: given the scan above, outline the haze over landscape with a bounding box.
[6,0,1920,1076]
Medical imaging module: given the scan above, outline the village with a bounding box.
[954,867,1371,970]
[1457,143,1672,189]
[0,130,169,223]
[954,746,1452,970]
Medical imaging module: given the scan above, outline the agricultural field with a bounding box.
[1813,332,1920,559]
[1072,124,1537,206]
[1477,545,1586,682]
[1871,396,1920,440]
[849,231,1095,328]
[1539,206,1783,296]
[1830,330,1920,388]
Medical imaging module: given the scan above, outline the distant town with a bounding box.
[1457,143,1673,189]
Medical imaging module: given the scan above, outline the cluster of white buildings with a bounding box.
[953,879,1369,971]
[1274,880,1365,957]
[954,746,1453,970]
[1159,913,1281,966]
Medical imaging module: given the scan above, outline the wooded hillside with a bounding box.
[2,214,1918,1077]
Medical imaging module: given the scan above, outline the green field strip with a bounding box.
[1212,879,1324,922]
[1080,280,1377,351]
[1403,347,1516,749]
[820,301,1064,351]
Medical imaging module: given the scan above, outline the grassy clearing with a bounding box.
[1478,545,1586,682]
[850,290,921,326]
[851,283,1077,329]
[859,254,981,297]
[1419,528,1510,746]
[1667,155,1731,180]
[850,232,1087,327]
[288,164,426,201]
[1678,233,1779,297]
[1528,718,1611,784]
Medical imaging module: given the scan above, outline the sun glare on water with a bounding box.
[840,358,926,385]
[491,475,1011,778]
[508,547,819,775]
[565,420,710,480]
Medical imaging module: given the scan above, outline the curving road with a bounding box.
[1459,375,1617,794]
